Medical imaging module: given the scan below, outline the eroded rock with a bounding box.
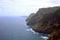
[26,6,60,34]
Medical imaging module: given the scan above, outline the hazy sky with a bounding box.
[0,0,60,16]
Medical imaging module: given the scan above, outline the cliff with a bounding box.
[26,6,60,34]
[48,29,60,40]
[26,13,35,26]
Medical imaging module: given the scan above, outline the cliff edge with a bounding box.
[26,6,60,34]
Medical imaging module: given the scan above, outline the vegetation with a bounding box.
[26,6,60,40]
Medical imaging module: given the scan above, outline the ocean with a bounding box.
[0,16,48,40]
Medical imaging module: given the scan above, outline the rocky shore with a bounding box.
[26,6,60,40]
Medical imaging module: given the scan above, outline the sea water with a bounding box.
[0,16,48,40]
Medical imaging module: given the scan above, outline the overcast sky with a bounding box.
[0,0,60,16]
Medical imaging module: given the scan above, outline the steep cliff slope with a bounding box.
[26,6,60,34]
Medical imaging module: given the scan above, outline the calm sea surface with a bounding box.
[0,16,48,40]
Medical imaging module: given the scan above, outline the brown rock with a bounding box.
[26,6,60,34]
[48,29,60,40]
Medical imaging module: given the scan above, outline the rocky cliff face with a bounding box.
[26,13,35,26]
[48,29,60,40]
[26,6,60,34]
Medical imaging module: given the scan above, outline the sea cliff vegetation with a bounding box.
[26,6,60,40]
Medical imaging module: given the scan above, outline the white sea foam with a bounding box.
[26,28,39,34]
[41,36,48,40]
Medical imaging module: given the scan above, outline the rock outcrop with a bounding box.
[26,6,60,34]
[48,29,60,40]
[26,13,35,26]
[26,6,60,40]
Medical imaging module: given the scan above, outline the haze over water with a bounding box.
[0,16,48,40]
